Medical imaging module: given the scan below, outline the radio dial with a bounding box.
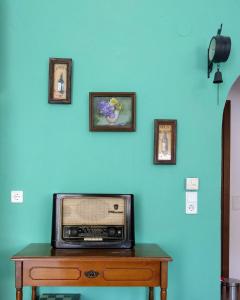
[63,226,124,240]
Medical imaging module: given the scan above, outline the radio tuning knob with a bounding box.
[108,227,116,237]
[71,228,78,237]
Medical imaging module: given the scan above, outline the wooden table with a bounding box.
[12,243,172,300]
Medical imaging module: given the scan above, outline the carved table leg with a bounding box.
[32,286,37,300]
[15,261,23,300]
[160,288,167,300]
[16,288,23,300]
[149,287,154,300]
[160,262,168,300]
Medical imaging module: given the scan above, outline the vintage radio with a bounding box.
[51,193,135,249]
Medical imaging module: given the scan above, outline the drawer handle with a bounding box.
[84,270,99,278]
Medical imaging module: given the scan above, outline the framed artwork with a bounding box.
[89,92,136,131]
[154,119,177,164]
[48,58,72,104]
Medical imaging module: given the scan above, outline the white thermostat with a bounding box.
[185,178,199,190]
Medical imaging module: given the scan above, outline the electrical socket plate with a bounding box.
[11,191,23,203]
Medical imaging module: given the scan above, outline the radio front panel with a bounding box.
[51,193,135,249]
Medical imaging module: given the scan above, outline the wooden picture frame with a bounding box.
[48,58,72,104]
[89,92,136,132]
[154,119,177,164]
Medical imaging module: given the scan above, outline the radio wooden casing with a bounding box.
[51,193,135,249]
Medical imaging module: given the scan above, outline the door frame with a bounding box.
[221,99,231,278]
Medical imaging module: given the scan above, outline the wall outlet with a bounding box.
[11,191,23,203]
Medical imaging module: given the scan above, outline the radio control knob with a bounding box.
[117,229,122,236]
[71,228,78,237]
[108,227,116,237]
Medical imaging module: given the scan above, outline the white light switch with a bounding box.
[11,191,23,203]
[186,191,198,214]
[232,196,240,211]
[186,178,199,190]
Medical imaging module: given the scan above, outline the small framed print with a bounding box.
[89,92,136,132]
[48,58,72,104]
[154,119,177,164]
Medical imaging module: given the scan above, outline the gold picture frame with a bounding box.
[154,119,177,164]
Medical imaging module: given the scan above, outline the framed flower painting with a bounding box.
[154,119,177,164]
[89,92,136,131]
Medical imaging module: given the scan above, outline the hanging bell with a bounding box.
[213,69,223,84]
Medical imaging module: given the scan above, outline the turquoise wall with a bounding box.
[1,0,240,299]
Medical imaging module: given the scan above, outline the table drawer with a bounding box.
[23,260,160,287]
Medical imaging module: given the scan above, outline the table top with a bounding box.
[12,243,172,262]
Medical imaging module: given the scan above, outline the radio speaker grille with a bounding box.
[62,197,125,225]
